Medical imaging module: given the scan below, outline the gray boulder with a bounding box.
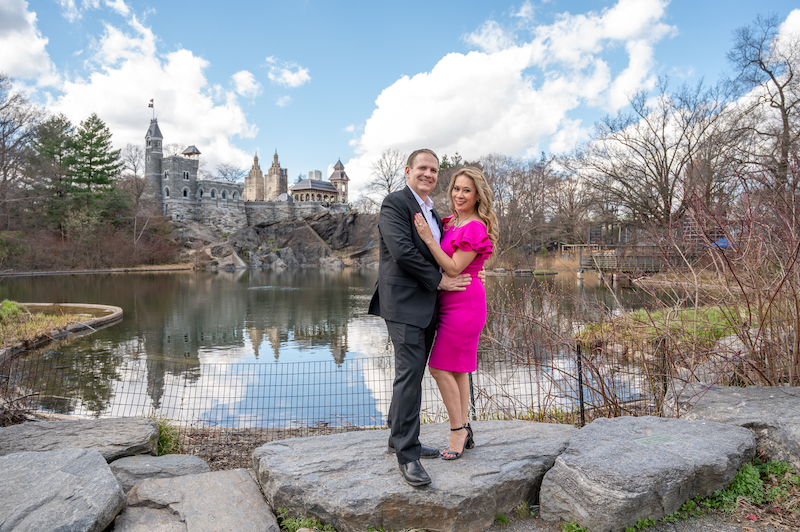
[110,454,211,492]
[117,469,279,532]
[539,416,755,532]
[253,420,576,532]
[664,384,800,472]
[0,417,158,461]
[0,448,126,532]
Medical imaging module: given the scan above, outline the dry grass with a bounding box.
[0,312,86,349]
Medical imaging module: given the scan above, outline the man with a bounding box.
[368,149,471,487]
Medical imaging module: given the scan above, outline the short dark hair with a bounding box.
[407,149,439,168]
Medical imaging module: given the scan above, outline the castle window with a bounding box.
[183,171,189,180]
[164,187,170,197]
[182,188,188,197]
[211,189,216,198]
[232,192,237,200]
[146,156,150,163]
[147,140,151,147]
[222,191,226,199]
[198,189,204,198]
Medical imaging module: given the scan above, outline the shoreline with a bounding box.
[0,303,123,361]
[0,264,195,277]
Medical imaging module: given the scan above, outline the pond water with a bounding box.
[0,269,662,426]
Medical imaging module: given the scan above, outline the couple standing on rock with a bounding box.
[368,148,498,487]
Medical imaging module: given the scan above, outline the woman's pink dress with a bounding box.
[428,217,493,373]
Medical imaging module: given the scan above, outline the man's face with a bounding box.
[405,152,439,200]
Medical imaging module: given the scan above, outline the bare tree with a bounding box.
[117,143,146,211]
[0,74,41,220]
[570,78,732,228]
[727,14,800,187]
[215,163,246,182]
[361,148,407,210]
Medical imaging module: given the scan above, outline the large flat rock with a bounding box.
[253,420,577,532]
[0,448,126,532]
[0,418,158,462]
[539,416,755,532]
[116,468,279,532]
[664,384,800,472]
[110,454,211,492]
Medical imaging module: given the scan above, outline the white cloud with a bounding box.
[463,20,516,54]
[513,1,535,22]
[276,95,292,107]
[0,0,59,85]
[231,70,261,98]
[343,124,355,133]
[47,17,256,170]
[265,56,311,88]
[58,0,131,22]
[345,0,676,195]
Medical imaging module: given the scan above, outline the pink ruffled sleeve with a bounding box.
[453,221,493,255]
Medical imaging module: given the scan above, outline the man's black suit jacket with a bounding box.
[368,186,443,329]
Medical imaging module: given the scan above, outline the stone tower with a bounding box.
[143,119,164,212]
[329,159,350,204]
[244,154,264,201]
[265,151,288,200]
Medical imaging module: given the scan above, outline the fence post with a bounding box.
[576,342,585,427]
[659,337,668,405]
[468,372,476,421]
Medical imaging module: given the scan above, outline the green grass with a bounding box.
[277,508,336,532]
[151,417,183,455]
[495,513,509,526]
[580,305,740,347]
[0,300,86,348]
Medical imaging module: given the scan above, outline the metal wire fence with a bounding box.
[1,342,671,469]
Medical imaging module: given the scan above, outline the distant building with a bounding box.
[142,117,348,235]
[244,151,288,201]
[308,170,322,180]
[291,159,350,203]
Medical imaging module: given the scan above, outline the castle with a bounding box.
[143,119,349,235]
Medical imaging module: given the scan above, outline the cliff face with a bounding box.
[204,212,379,270]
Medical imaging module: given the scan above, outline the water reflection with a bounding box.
[0,269,663,425]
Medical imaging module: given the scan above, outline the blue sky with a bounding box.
[2,0,799,197]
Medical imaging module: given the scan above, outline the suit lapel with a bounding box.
[431,208,443,232]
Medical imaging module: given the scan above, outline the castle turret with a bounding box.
[329,159,349,203]
[143,119,164,212]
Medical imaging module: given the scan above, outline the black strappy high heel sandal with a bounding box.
[463,423,475,449]
[441,426,468,460]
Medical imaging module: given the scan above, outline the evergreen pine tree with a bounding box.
[67,113,123,209]
[26,114,75,227]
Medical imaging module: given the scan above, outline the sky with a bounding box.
[1,0,799,197]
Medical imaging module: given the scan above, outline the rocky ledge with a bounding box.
[1,385,799,532]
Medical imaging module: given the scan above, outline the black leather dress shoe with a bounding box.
[387,442,439,459]
[398,460,431,487]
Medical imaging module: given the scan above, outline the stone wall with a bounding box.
[245,202,349,225]
[199,198,248,235]
[165,198,349,237]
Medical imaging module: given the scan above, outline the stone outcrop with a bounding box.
[0,417,158,461]
[253,420,577,532]
[225,212,377,269]
[664,384,800,472]
[0,412,788,531]
[110,454,212,492]
[0,448,126,532]
[116,469,280,532]
[539,416,755,532]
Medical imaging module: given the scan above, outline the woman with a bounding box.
[413,166,498,460]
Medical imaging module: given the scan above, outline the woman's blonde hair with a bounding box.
[447,167,499,248]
